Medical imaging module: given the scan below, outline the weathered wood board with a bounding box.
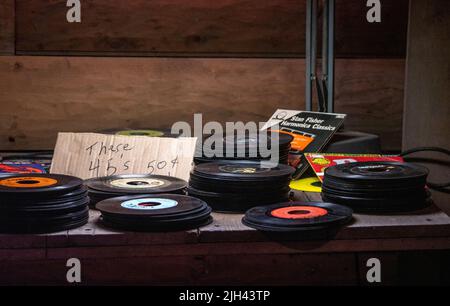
[0,56,404,151]
[0,0,14,54]
[14,0,408,57]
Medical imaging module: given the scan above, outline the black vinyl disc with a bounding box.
[242,202,353,232]
[1,197,90,215]
[0,174,83,197]
[0,173,89,234]
[195,132,292,165]
[191,161,294,182]
[96,194,206,217]
[96,194,212,231]
[321,161,431,213]
[102,206,211,224]
[321,189,432,213]
[241,218,331,233]
[324,161,428,185]
[85,174,186,195]
[0,185,89,207]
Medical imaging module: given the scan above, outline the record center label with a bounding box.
[0,177,58,188]
[121,198,178,210]
[271,206,328,219]
[351,164,399,174]
[219,165,270,174]
[109,178,166,189]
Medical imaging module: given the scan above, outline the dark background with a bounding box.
[0,0,409,151]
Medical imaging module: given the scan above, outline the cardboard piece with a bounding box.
[50,133,197,181]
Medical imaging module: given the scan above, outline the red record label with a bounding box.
[270,206,328,219]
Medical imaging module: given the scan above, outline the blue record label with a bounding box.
[120,198,178,210]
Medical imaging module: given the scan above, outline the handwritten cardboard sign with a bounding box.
[50,133,197,181]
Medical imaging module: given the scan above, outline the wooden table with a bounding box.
[1,191,449,285]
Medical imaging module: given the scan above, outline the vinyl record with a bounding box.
[86,174,186,194]
[0,173,89,234]
[321,189,432,213]
[242,202,353,232]
[195,132,292,165]
[290,176,322,192]
[191,161,294,182]
[321,161,430,212]
[324,161,428,185]
[222,132,293,149]
[0,174,83,196]
[0,196,90,214]
[0,213,89,234]
[96,194,204,216]
[188,160,294,212]
[96,194,212,231]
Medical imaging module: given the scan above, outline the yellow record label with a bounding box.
[290,177,322,193]
[0,177,58,188]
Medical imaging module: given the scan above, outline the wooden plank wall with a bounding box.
[403,0,450,212]
[0,0,409,151]
[0,0,14,54]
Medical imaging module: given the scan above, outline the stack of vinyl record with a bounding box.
[321,161,431,212]
[188,161,294,212]
[85,174,187,207]
[96,194,212,231]
[0,174,89,233]
[194,132,293,165]
[242,201,353,233]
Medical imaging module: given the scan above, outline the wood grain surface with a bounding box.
[0,56,404,150]
[14,0,408,57]
[0,0,14,54]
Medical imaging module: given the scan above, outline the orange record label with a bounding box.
[273,130,315,151]
[0,177,58,188]
[271,206,328,219]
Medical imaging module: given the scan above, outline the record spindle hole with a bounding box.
[127,181,150,186]
[129,132,147,136]
[288,209,311,215]
[138,202,162,207]
[359,165,395,173]
[17,179,40,185]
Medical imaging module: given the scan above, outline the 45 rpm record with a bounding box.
[192,161,294,181]
[0,174,83,196]
[242,202,353,232]
[290,176,322,192]
[325,161,428,184]
[0,173,89,234]
[321,161,430,212]
[96,194,203,216]
[96,194,212,231]
[86,174,186,194]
